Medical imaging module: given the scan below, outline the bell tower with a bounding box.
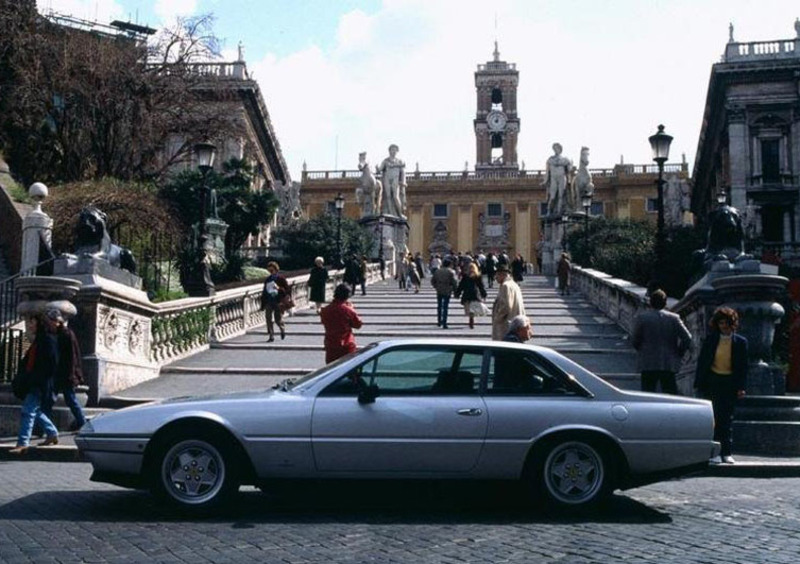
[474,42,520,172]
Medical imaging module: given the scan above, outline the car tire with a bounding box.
[538,439,614,509]
[152,432,239,512]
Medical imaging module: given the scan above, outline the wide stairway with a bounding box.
[114,274,639,400]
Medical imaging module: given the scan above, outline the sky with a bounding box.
[38,0,800,181]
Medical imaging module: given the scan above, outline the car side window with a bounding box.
[362,348,482,395]
[487,350,573,395]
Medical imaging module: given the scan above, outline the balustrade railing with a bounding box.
[303,162,687,183]
[725,39,799,62]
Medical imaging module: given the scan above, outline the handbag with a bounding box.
[12,365,30,400]
[279,291,295,313]
[469,301,490,317]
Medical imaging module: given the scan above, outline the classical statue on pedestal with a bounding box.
[542,143,572,217]
[377,144,406,217]
[356,152,382,217]
[572,146,594,209]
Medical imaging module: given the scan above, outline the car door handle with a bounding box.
[457,408,483,416]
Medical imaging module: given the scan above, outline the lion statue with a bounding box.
[73,206,137,274]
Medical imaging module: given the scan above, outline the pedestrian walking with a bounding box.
[492,264,526,340]
[695,306,748,465]
[309,256,329,313]
[431,259,458,329]
[407,253,421,293]
[511,253,525,282]
[320,283,364,363]
[10,314,60,454]
[484,252,497,288]
[455,262,487,329]
[261,261,289,342]
[344,254,361,294]
[414,252,425,279]
[631,290,692,395]
[42,308,87,431]
[429,253,442,275]
[396,254,407,290]
[557,252,571,295]
[359,255,368,296]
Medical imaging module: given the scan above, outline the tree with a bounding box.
[0,6,240,185]
[566,218,705,298]
[273,215,375,271]
[159,158,279,257]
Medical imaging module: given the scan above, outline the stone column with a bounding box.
[407,205,424,254]
[457,204,473,252]
[516,203,531,261]
[20,183,52,273]
[727,106,749,210]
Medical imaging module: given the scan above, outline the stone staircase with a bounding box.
[112,274,639,401]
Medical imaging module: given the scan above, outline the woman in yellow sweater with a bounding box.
[694,307,748,464]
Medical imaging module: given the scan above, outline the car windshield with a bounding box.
[280,343,378,391]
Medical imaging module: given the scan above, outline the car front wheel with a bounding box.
[539,439,613,508]
[154,436,238,511]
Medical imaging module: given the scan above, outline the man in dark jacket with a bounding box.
[631,290,692,394]
[431,259,457,329]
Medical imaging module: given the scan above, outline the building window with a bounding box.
[761,139,780,183]
[539,202,549,216]
[487,203,502,217]
[646,198,658,213]
[591,202,604,216]
[326,201,336,215]
[433,204,448,218]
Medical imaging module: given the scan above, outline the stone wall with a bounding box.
[0,166,30,274]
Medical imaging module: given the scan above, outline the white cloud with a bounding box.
[154,0,198,23]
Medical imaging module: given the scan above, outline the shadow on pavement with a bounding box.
[0,480,672,525]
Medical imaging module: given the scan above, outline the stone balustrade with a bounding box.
[724,39,799,62]
[302,162,688,184]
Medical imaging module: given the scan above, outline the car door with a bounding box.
[311,345,488,474]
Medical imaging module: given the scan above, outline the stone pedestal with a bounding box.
[359,214,408,273]
[20,183,52,273]
[541,215,572,276]
[54,255,143,291]
[205,218,229,265]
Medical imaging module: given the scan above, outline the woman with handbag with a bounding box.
[10,314,60,455]
[455,262,487,329]
[261,261,289,342]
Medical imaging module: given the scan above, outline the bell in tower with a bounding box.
[474,42,520,173]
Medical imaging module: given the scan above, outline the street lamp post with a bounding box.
[648,124,673,267]
[581,192,593,263]
[192,141,217,296]
[335,192,345,268]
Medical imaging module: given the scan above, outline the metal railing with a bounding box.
[0,255,57,383]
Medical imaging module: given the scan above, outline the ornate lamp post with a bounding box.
[191,141,216,296]
[335,192,345,268]
[581,192,593,263]
[648,124,673,267]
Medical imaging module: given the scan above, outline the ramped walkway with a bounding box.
[111,273,639,400]
[3,273,799,474]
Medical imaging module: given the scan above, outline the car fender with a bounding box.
[523,424,629,477]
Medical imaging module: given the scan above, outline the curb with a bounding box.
[2,443,800,478]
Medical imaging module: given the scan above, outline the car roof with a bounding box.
[368,338,552,354]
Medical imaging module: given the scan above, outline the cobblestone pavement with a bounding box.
[1,461,799,563]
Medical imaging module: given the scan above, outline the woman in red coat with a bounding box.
[320,283,363,363]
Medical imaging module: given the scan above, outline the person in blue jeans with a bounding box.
[10,314,60,454]
[41,308,87,431]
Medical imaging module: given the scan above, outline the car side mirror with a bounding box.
[358,384,380,404]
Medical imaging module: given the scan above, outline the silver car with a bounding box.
[76,339,718,512]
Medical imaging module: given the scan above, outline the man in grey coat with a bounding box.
[431,259,458,329]
[631,289,692,394]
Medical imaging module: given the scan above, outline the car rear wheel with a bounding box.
[539,439,613,508]
[153,435,238,511]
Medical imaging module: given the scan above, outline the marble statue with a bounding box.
[572,147,594,210]
[377,144,406,217]
[356,152,382,217]
[664,175,690,228]
[542,143,573,217]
